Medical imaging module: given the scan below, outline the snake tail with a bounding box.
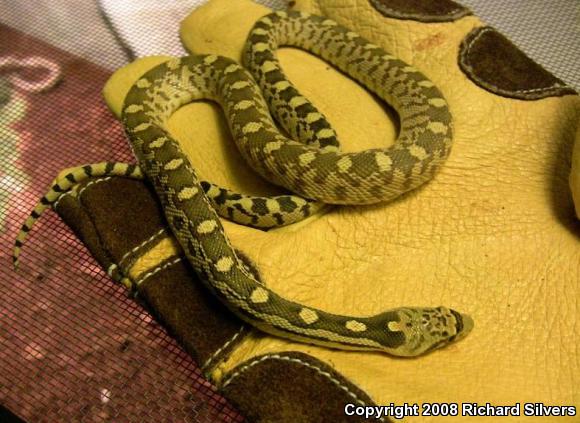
[13,162,141,269]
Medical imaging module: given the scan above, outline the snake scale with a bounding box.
[14,11,472,356]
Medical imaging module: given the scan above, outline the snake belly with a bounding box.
[119,10,472,357]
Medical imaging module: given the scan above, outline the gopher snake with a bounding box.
[14,11,472,356]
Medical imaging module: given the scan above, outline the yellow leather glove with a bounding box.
[572,123,580,218]
[57,0,579,421]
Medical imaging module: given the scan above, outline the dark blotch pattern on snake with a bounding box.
[14,11,472,356]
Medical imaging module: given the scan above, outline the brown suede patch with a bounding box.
[459,26,577,100]
[54,177,246,370]
[55,183,114,271]
[369,0,471,22]
[221,351,388,423]
[73,177,167,264]
[136,259,247,368]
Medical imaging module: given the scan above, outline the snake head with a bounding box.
[383,307,473,357]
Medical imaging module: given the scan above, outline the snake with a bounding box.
[14,11,472,357]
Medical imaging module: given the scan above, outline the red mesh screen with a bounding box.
[0,8,244,423]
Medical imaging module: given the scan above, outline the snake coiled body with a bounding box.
[243,13,454,204]
[15,11,472,356]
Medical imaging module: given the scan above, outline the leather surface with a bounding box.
[571,124,580,218]
[102,0,580,420]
